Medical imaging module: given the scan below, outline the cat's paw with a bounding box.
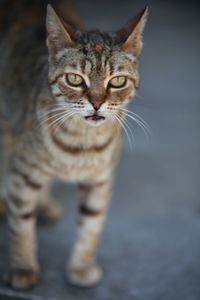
[38,200,62,222]
[68,265,103,288]
[4,269,39,289]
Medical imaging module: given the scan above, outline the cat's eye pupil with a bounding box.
[66,73,84,87]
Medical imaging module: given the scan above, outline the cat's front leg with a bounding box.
[5,159,48,289]
[68,179,112,287]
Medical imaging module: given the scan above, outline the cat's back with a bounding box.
[0,1,48,131]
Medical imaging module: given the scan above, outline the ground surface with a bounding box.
[0,0,199,299]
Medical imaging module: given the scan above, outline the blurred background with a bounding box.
[0,0,199,299]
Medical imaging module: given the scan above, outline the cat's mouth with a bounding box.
[84,114,106,125]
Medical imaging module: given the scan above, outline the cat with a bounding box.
[0,1,147,289]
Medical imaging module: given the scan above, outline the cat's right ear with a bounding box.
[46,4,75,56]
[116,7,148,57]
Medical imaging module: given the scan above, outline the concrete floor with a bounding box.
[0,0,199,299]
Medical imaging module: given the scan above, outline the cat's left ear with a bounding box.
[46,4,75,56]
[117,7,148,57]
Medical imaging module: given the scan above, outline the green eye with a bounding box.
[66,73,84,87]
[109,76,127,88]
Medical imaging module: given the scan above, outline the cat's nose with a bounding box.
[90,99,102,111]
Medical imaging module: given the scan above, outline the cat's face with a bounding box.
[47,5,147,127]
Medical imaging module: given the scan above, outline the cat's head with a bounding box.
[46,4,147,127]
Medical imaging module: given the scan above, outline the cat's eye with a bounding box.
[109,76,127,88]
[66,73,84,87]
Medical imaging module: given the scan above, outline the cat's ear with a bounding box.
[46,4,75,55]
[117,7,148,57]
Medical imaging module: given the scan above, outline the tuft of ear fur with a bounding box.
[117,6,148,57]
[46,4,75,55]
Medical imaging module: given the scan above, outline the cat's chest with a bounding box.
[43,124,119,182]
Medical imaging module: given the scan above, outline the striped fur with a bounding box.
[0,3,147,289]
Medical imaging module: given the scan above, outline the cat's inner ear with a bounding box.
[46,4,75,55]
[117,6,148,57]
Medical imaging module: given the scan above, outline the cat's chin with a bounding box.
[84,115,106,127]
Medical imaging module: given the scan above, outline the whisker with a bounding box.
[125,113,151,139]
[119,109,152,136]
[36,108,73,130]
[53,111,77,133]
[41,103,73,112]
[135,92,144,100]
[117,113,135,147]
[40,110,66,120]
[36,102,80,129]
[36,110,67,129]
[47,104,85,131]
[120,111,151,142]
[119,108,151,133]
[47,111,76,129]
[105,110,135,149]
[112,112,133,151]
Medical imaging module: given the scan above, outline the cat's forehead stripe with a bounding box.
[80,59,86,74]
[84,58,93,74]
[101,55,106,69]
[95,51,102,73]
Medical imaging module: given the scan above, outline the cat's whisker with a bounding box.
[36,108,72,129]
[124,116,150,143]
[120,110,151,143]
[50,107,83,127]
[125,113,151,140]
[42,103,67,111]
[135,92,144,100]
[119,109,152,136]
[46,111,76,130]
[106,109,140,150]
[39,109,65,120]
[119,107,151,132]
[38,106,82,127]
[117,112,135,147]
[43,102,76,112]
[36,103,79,129]
[53,111,77,133]
[111,112,133,151]
[36,110,67,129]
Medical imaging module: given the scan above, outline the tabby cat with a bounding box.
[0,2,147,289]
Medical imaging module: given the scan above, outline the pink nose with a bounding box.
[90,100,102,111]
